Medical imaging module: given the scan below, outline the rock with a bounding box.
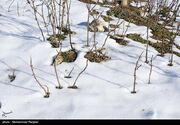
[52,52,64,65]
[61,50,77,63]
[52,50,77,65]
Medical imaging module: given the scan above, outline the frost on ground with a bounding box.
[0,0,180,119]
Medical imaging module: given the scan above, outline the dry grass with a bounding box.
[84,49,110,63]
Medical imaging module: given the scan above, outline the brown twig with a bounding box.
[64,67,74,78]
[30,57,50,98]
[86,4,97,47]
[53,61,63,89]
[66,0,74,50]
[27,0,45,41]
[68,59,89,89]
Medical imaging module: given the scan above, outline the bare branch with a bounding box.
[148,55,153,84]
[30,57,50,98]
[131,51,144,94]
[68,59,89,89]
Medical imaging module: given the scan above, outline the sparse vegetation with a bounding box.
[84,48,110,63]
[1,0,180,120]
[24,0,180,96]
[110,34,129,46]
[101,15,113,22]
[127,33,180,56]
[57,27,76,35]
[1,0,179,104]
[127,33,147,44]
[61,49,78,63]
[110,4,177,42]
[47,34,66,48]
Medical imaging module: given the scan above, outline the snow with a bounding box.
[0,0,180,119]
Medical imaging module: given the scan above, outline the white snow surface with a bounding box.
[0,0,180,119]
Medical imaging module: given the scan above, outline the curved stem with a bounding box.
[72,59,88,87]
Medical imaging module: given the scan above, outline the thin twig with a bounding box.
[30,57,50,97]
[68,59,89,89]
[132,51,144,94]
[148,55,153,84]
[64,67,74,78]
[53,62,63,89]
[8,0,15,12]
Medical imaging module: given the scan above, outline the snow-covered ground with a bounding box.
[0,0,180,119]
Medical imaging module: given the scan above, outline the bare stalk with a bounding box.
[53,62,63,89]
[121,22,130,41]
[30,57,50,98]
[66,0,74,50]
[17,2,20,16]
[145,24,149,63]
[148,55,153,84]
[49,0,57,36]
[8,0,15,12]
[101,18,123,48]
[27,0,45,41]
[87,6,90,47]
[41,2,49,35]
[68,59,89,89]
[64,67,74,78]
[168,20,180,66]
[86,4,96,47]
[132,52,143,94]
[61,0,66,29]
[145,0,155,63]
[91,10,104,52]
[57,0,62,34]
